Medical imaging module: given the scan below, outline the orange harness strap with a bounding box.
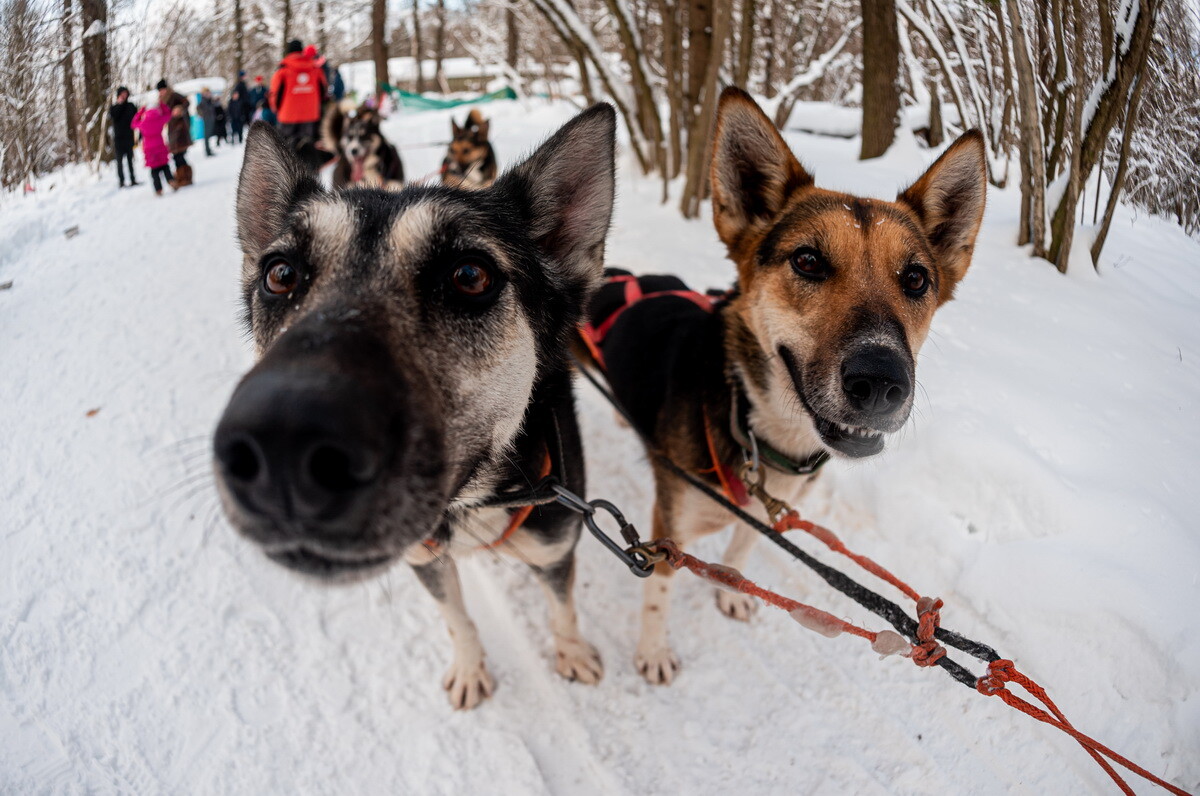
[478,449,555,551]
[702,408,751,507]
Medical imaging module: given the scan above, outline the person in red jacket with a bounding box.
[269,39,328,148]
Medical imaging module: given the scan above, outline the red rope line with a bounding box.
[657,539,900,648]
[766,508,1190,795]
[774,510,921,601]
[978,660,1190,796]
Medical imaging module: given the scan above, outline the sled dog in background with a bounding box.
[442,108,498,189]
[321,103,405,189]
[579,87,987,684]
[214,107,616,708]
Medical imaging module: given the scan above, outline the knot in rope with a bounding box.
[976,659,1016,695]
[911,596,947,667]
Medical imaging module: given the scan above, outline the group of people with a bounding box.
[109,80,194,195]
[108,39,345,196]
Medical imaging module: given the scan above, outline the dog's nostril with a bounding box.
[308,444,358,492]
[847,378,873,402]
[885,384,906,405]
[224,439,262,482]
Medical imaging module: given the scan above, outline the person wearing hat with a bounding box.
[109,86,139,188]
[269,39,327,147]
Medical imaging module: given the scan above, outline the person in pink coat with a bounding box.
[131,97,175,195]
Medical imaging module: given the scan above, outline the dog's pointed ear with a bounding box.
[495,103,616,291]
[238,122,323,257]
[474,118,489,142]
[898,130,987,302]
[451,117,462,137]
[710,87,813,257]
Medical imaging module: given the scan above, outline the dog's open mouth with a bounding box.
[779,347,886,459]
[266,545,395,579]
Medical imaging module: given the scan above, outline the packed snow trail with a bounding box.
[2,100,1198,794]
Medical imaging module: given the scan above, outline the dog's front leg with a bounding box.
[409,553,495,709]
[529,553,604,685]
[635,504,682,684]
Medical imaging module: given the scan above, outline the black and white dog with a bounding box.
[214,107,616,708]
[321,104,405,190]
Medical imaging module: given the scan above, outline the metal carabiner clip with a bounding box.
[583,499,658,578]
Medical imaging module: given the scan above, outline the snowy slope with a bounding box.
[2,100,1198,795]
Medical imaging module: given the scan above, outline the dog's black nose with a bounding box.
[841,347,911,418]
[214,370,390,532]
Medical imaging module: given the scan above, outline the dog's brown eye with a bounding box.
[790,247,829,281]
[264,260,298,295]
[450,259,493,297]
[902,265,930,297]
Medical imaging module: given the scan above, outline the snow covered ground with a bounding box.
[2,99,1198,794]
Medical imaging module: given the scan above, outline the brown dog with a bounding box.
[442,109,497,189]
[581,87,987,683]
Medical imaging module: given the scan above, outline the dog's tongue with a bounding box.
[351,157,366,183]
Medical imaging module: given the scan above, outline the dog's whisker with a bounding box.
[200,502,224,550]
[165,481,219,518]
[500,451,538,492]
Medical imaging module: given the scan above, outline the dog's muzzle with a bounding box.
[214,368,389,536]
[781,345,913,459]
[213,321,444,579]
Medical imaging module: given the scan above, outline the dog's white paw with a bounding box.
[716,589,757,621]
[443,659,495,710]
[635,645,680,685]
[554,637,604,684]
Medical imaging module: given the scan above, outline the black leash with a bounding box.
[570,352,1001,689]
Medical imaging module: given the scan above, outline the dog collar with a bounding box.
[728,383,830,477]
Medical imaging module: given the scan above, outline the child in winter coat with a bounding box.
[131,98,174,195]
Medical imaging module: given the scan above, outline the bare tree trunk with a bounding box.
[434,0,445,89]
[927,77,943,146]
[1097,0,1114,61]
[412,0,425,93]
[762,0,777,97]
[234,0,244,75]
[660,0,683,179]
[992,0,1014,179]
[316,0,327,55]
[506,4,518,69]
[1048,0,1086,272]
[282,0,291,51]
[1048,0,1159,263]
[62,0,80,154]
[1006,0,1047,256]
[735,0,754,87]
[1093,71,1145,267]
[80,0,110,161]
[524,0,651,171]
[574,44,593,104]
[598,0,663,171]
[680,0,730,218]
[859,0,900,159]
[685,0,711,130]
[372,0,388,99]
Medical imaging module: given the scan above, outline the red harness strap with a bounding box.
[579,274,717,369]
[423,447,554,554]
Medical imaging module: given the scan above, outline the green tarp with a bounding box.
[386,86,518,111]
